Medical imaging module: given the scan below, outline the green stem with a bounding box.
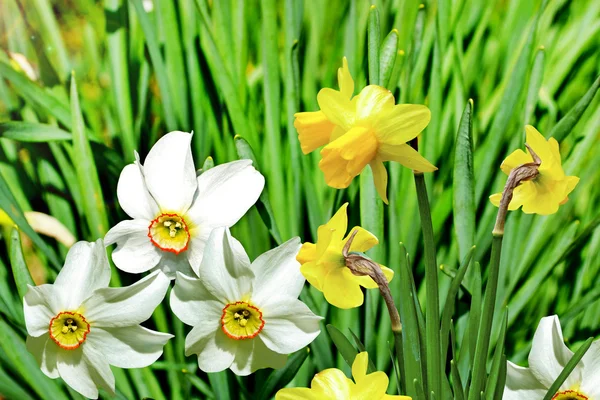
[468,234,503,400]
[414,172,440,399]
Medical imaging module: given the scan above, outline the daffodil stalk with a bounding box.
[469,145,541,399]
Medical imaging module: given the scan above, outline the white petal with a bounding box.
[503,361,547,400]
[259,297,322,354]
[186,160,264,227]
[154,252,194,280]
[197,227,253,303]
[580,340,600,397]
[82,270,170,328]
[191,329,236,373]
[26,334,59,379]
[170,272,223,326]
[230,337,287,376]
[82,344,116,396]
[104,219,161,274]
[56,348,98,399]
[24,284,59,336]
[250,237,304,305]
[529,315,582,388]
[185,227,212,275]
[55,239,111,310]
[117,162,159,220]
[142,131,197,213]
[85,326,172,369]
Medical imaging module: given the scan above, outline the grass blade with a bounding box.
[9,227,34,300]
[326,324,358,368]
[256,348,310,400]
[453,99,475,261]
[368,5,381,85]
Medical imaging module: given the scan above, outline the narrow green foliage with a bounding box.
[70,74,108,239]
[485,308,508,400]
[257,348,310,400]
[9,227,34,300]
[542,337,594,400]
[326,324,359,368]
[549,74,600,142]
[349,329,376,373]
[453,100,475,261]
[379,29,399,88]
[368,5,381,85]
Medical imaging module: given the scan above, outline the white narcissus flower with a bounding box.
[24,239,172,399]
[170,227,322,376]
[105,131,265,279]
[504,315,600,400]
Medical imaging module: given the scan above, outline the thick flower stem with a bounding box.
[413,171,440,399]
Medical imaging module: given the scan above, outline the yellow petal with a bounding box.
[489,192,502,207]
[352,352,369,383]
[311,369,353,398]
[330,125,346,142]
[351,371,389,399]
[323,267,364,309]
[317,88,355,131]
[326,203,349,242]
[338,57,354,99]
[294,111,335,154]
[525,125,562,177]
[342,226,379,252]
[320,127,378,188]
[297,242,316,264]
[300,261,327,291]
[369,160,389,204]
[548,137,561,162]
[276,388,321,400]
[374,104,431,145]
[500,149,532,175]
[316,225,335,258]
[355,85,395,123]
[350,264,393,290]
[378,143,437,172]
[383,395,412,400]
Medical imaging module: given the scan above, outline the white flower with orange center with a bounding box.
[23,239,172,399]
[170,227,322,376]
[104,131,265,279]
[505,315,600,400]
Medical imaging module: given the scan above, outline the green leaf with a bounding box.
[234,135,283,245]
[485,308,508,400]
[256,348,310,400]
[453,100,475,261]
[326,324,358,368]
[542,337,594,400]
[549,74,600,142]
[440,246,475,364]
[397,243,424,398]
[367,5,381,85]
[0,171,61,269]
[9,227,34,301]
[70,74,109,240]
[0,122,101,143]
[183,371,215,399]
[524,47,545,125]
[348,329,376,374]
[379,29,399,89]
[207,371,231,400]
[0,363,34,400]
[0,319,69,400]
[130,0,178,131]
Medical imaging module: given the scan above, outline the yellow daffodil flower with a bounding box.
[276,352,410,400]
[294,57,436,204]
[489,125,579,215]
[297,203,393,309]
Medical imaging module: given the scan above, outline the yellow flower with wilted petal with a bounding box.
[276,352,410,400]
[294,57,436,204]
[489,125,579,215]
[297,203,393,309]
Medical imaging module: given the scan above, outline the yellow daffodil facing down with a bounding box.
[294,57,436,203]
[276,352,410,400]
[297,203,393,309]
[490,125,579,215]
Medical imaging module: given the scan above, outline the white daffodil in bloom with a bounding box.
[105,131,265,279]
[505,315,600,400]
[24,239,172,399]
[170,227,322,375]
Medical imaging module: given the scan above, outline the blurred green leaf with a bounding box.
[256,348,310,400]
[326,324,358,368]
